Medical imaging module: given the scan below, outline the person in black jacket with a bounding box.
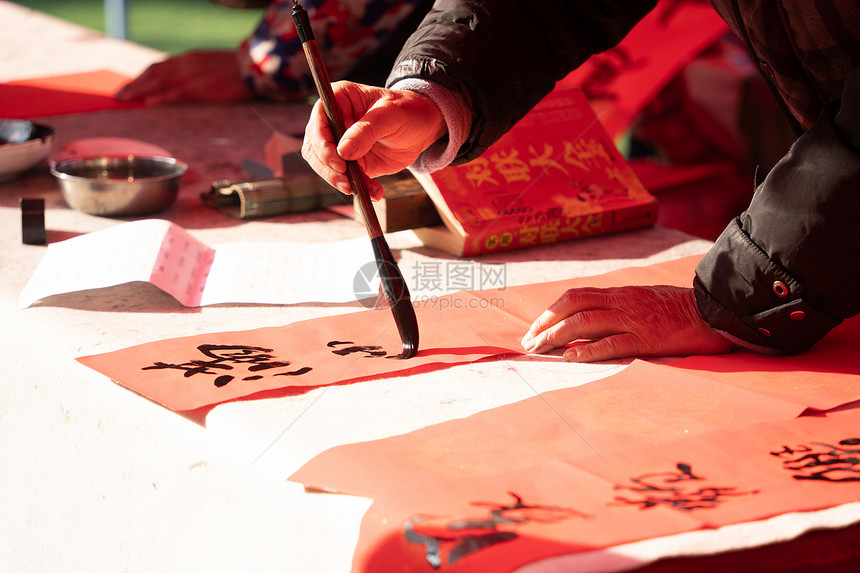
[302,0,860,362]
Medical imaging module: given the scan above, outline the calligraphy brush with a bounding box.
[291,0,419,359]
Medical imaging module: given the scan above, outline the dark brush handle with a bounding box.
[291,2,383,239]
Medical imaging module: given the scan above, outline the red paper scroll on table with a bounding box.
[290,333,860,572]
[77,251,860,571]
[77,255,860,419]
[0,71,141,119]
[74,255,697,416]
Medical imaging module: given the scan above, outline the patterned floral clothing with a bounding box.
[237,0,430,100]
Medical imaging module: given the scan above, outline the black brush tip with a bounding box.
[391,297,419,359]
[370,236,420,359]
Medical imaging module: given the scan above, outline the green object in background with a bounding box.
[11,0,264,54]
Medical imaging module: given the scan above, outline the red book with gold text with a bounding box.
[411,87,658,257]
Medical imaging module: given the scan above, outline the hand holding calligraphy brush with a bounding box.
[291,0,419,359]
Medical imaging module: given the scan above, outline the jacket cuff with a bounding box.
[388,76,472,173]
[694,218,842,355]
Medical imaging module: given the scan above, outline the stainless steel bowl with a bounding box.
[50,155,188,217]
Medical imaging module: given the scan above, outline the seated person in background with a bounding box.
[116,0,433,104]
[301,0,860,363]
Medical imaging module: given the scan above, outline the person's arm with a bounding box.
[693,65,860,355]
[304,0,659,196]
[523,69,860,362]
[115,50,252,105]
[386,0,658,164]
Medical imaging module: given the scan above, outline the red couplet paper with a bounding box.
[77,252,860,569]
[77,289,527,417]
[561,0,729,138]
[290,336,860,572]
[0,70,141,119]
[77,255,860,420]
[76,255,703,416]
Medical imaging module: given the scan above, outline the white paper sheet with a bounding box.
[19,219,379,308]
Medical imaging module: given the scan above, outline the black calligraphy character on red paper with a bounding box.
[404,492,588,568]
[327,340,392,358]
[771,439,860,482]
[613,462,759,510]
[142,344,311,387]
